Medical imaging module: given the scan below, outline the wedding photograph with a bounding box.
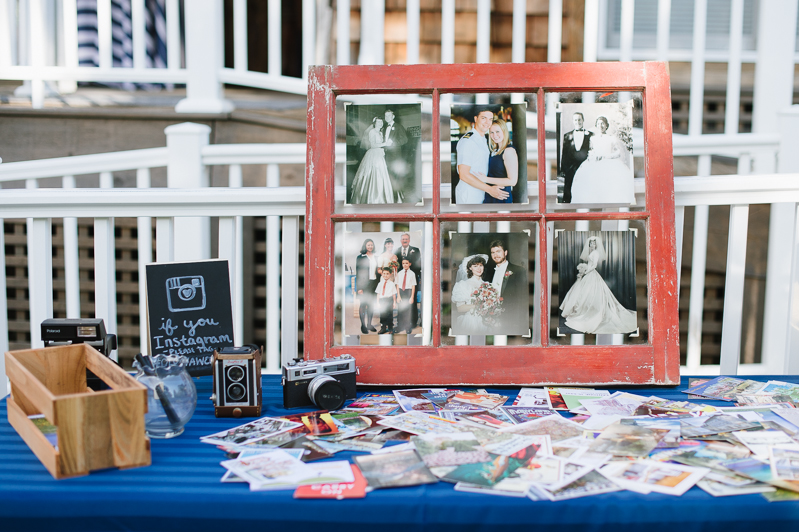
[556,102,636,205]
[345,103,422,205]
[343,230,424,338]
[448,232,530,336]
[450,102,528,205]
[557,230,638,336]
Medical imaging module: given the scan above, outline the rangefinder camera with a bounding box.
[211,345,262,418]
[282,354,358,411]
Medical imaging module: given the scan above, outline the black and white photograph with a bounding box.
[557,231,638,336]
[449,232,530,336]
[450,103,528,205]
[345,103,422,205]
[556,102,635,205]
[343,230,423,337]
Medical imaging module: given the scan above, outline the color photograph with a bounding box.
[450,102,528,205]
[448,232,530,336]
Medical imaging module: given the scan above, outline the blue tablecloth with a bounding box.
[1,375,798,532]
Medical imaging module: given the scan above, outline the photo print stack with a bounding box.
[557,230,638,337]
[343,230,424,339]
[450,102,528,205]
[448,232,530,337]
[556,101,636,205]
[345,103,423,205]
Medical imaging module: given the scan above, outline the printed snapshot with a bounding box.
[556,102,635,205]
[343,230,424,337]
[450,102,528,205]
[345,103,422,205]
[557,230,638,336]
[449,232,530,336]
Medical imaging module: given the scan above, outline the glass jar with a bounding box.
[133,354,197,438]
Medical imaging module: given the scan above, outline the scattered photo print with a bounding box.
[449,232,530,336]
[346,103,422,205]
[450,102,528,205]
[557,230,637,336]
[556,101,635,205]
[343,230,423,338]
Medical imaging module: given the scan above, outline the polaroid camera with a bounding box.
[41,318,118,391]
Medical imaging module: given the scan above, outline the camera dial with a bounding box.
[307,375,346,410]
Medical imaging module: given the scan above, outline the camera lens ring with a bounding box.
[227,382,246,402]
[178,284,196,301]
[307,375,346,411]
[227,365,245,382]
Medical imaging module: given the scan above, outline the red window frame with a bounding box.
[305,62,679,386]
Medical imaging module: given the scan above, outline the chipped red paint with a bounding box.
[305,62,679,386]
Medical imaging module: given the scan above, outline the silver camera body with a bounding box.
[282,354,358,410]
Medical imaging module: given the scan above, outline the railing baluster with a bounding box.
[0,216,7,397]
[0,0,16,67]
[62,176,80,318]
[156,217,174,263]
[475,0,490,105]
[228,164,244,346]
[656,0,671,62]
[97,0,112,69]
[725,0,744,135]
[137,168,152,355]
[132,0,146,69]
[406,0,420,64]
[94,217,117,360]
[688,0,708,137]
[60,0,79,94]
[302,0,315,80]
[234,0,248,72]
[165,0,181,70]
[29,0,46,108]
[266,164,281,367]
[218,216,241,341]
[336,0,350,66]
[280,215,300,369]
[675,205,685,291]
[28,218,53,350]
[719,204,750,375]
[511,0,526,103]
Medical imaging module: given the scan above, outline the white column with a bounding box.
[474,0,490,105]
[719,204,749,376]
[94,217,118,360]
[511,0,526,104]
[137,169,153,356]
[302,0,316,79]
[156,218,175,263]
[28,218,53,349]
[724,0,744,136]
[336,0,350,65]
[0,216,7,397]
[227,165,244,347]
[656,0,671,62]
[685,155,712,372]
[165,122,212,260]
[266,165,281,371]
[166,0,181,70]
[175,0,234,114]
[62,175,80,318]
[97,0,112,68]
[268,0,281,74]
[0,0,16,67]
[132,0,146,68]
[406,0,419,64]
[28,0,46,108]
[441,0,454,64]
[358,0,384,65]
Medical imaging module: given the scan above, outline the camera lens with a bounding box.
[227,365,245,382]
[178,284,196,301]
[307,375,346,411]
[227,383,246,402]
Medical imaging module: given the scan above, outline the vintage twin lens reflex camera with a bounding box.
[282,354,357,411]
[211,345,262,418]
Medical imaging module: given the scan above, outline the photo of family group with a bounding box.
[450,103,528,205]
[556,102,636,205]
[343,230,423,337]
[557,230,638,336]
[345,103,422,205]
[448,232,530,337]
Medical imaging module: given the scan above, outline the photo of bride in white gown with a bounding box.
[349,117,395,204]
[570,116,636,205]
[451,255,492,336]
[559,234,637,335]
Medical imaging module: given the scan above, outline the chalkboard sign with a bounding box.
[145,260,235,376]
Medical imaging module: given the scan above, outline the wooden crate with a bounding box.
[4,344,151,479]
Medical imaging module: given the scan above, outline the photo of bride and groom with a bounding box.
[346,103,422,205]
[557,230,638,337]
[557,102,636,205]
[449,233,530,337]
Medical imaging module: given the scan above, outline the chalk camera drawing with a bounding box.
[166,276,207,313]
